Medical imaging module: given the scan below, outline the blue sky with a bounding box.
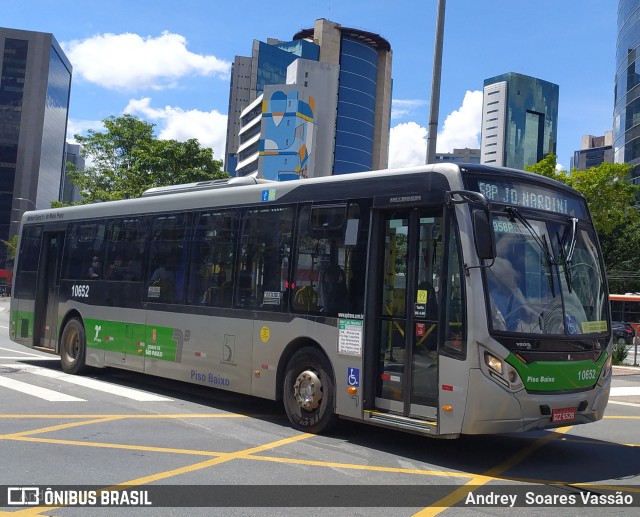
[5,0,617,170]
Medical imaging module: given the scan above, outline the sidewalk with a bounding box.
[613,364,640,376]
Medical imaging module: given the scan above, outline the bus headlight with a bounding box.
[484,352,503,375]
[599,353,612,383]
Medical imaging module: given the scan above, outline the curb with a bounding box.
[613,365,640,376]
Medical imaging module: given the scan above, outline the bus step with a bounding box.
[365,411,437,433]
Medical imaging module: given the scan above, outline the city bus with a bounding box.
[9,163,612,437]
[610,293,640,331]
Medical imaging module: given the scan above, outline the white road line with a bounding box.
[0,376,85,401]
[0,355,60,362]
[608,400,640,408]
[0,346,48,357]
[610,386,640,396]
[2,363,172,402]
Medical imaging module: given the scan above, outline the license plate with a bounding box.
[551,407,576,423]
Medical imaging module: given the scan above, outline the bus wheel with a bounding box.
[60,318,87,375]
[283,347,336,434]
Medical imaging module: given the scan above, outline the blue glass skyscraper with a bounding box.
[480,72,559,170]
[614,0,640,182]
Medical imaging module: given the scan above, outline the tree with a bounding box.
[524,152,563,181]
[69,114,228,203]
[564,162,639,235]
[0,235,18,260]
[526,154,640,293]
[526,154,639,235]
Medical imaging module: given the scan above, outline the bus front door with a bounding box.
[373,210,442,421]
[33,232,65,350]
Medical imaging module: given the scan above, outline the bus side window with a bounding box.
[147,213,189,304]
[14,225,42,299]
[291,201,369,316]
[187,210,238,307]
[236,206,294,311]
[105,218,146,283]
[62,223,106,281]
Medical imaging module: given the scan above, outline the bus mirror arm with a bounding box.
[445,190,489,209]
[445,190,496,267]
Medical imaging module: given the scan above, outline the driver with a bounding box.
[487,257,540,332]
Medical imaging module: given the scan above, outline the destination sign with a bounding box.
[464,175,588,218]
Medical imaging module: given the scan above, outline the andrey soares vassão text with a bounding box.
[465,490,634,508]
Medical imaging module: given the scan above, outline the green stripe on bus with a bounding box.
[11,310,34,338]
[85,318,177,362]
[506,351,607,391]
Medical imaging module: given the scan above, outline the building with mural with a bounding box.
[226,18,392,180]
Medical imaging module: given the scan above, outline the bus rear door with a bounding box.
[33,231,65,351]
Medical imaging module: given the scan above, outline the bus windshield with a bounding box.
[486,211,607,336]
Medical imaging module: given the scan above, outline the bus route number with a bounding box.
[577,368,597,381]
[71,285,90,298]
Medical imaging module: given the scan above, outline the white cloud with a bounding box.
[124,97,227,161]
[66,118,105,143]
[62,31,231,90]
[388,90,483,168]
[388,122,427,168]
[391,99,428,119]
[436,90,483,153]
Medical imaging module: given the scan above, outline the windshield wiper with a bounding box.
[557,232,573,293]
[506,207,556,297]
[556,217,578,294]
[506,207,556,265]
[565,217,578,263]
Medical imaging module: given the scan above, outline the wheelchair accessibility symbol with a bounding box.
[347,367,360,387]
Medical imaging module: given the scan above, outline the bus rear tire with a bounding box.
[283,347,336,434]
[60,318,87,375]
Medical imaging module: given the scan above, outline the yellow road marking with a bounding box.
[8,435,224,456]
[4,432,313,516]
[1,416,127,439]
[249,454,471,478]
[412,426,574,516]
[0,411,638,516]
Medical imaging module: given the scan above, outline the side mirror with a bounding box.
[472,209,496,260]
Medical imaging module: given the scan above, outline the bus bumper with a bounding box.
[462,369,611,435]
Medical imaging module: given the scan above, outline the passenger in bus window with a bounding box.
[88,257,102,279]
[107,256,129,280]
[127,255,142,280]
[150,256,175,302]
[150,257,175,285]
[320,264,350,316]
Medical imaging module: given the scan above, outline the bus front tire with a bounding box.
[283,347,336,434]
[60,318,87,375]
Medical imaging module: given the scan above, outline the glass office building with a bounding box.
[0,28,71,267]
[615,0,640,182]
[480,72,559,170]
[332,36,380,174]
